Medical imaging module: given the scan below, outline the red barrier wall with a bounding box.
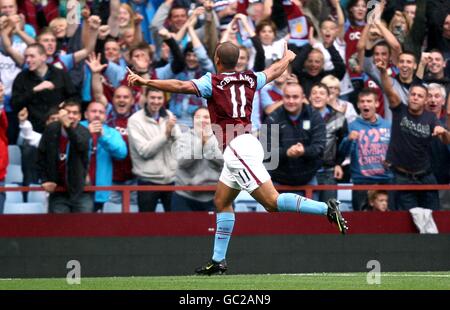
[0,211,449,237]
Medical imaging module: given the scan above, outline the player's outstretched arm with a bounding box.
[127,68,198,94]
[263,42,296,84]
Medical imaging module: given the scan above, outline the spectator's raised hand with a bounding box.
[420,52,432,67]
[86,52,107,74]
[308,26,317,46]
[134,13,144,25]
[235,13,247,21]
[18,107,28,123]
[88,15,101,31]
[58,108,72,128]
[192,6,205,17]
[98,25,111,40]
[0,16,13,35]
[9,14,23,33]
[287,73,299,84]
[158,28,173,41]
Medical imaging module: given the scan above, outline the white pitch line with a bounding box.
[280,273,450,278]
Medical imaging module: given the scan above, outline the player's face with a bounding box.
[0,0,17,16]
[64,105,82,127]
[373,46,390,66]
[38,33,57,56]
[170,8,188,31]
[258,25,275,45]
[357,94,378,122]
[320,21,337,47]
[185,51,199,70]
[282,84,304,115]
[310,86,329,111]
[193,109,211,133]
[305,51,324,77]
[398,54,416,80]
[105,41,121,62]
[235,49,249,72]
[113,87,133,115]
[408,86,427,114]
[428,52,445,75]
[85,103,106,123]
[146,91,165,114]
[24,47,47,71]
[426,88,445,116]
[370,194,388,212]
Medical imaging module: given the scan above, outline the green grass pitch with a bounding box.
[1,272,449,290]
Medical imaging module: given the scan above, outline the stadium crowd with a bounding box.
[0,0,449,213]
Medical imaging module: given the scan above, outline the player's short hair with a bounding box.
[60,99,82,112]
[216,42,240,70]
[358,88,379,101]
[26,43,46,55]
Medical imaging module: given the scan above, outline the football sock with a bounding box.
[212,212,235,262]
[277,193,327,215]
